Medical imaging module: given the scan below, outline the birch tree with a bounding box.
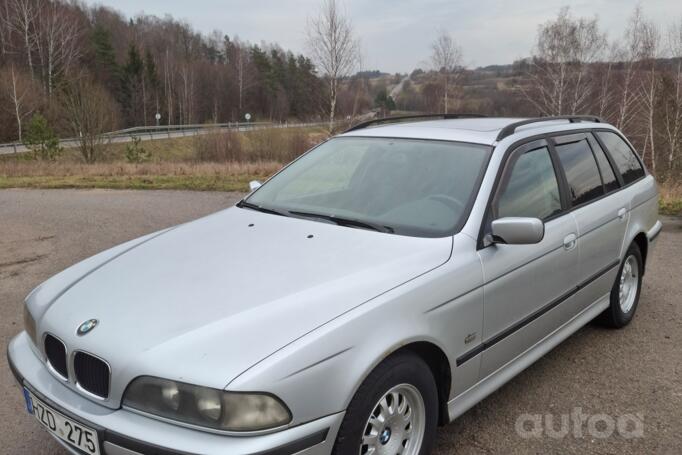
[306,0,359,131]
[430,30,463,114]
[613,7,646,131]
[8,0,40,79]
[522,7,606,116]
[0,64,37,141]
[34,1,83,95]
[663,18,682,176]
[638,19,661,174]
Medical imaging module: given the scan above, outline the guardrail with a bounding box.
[0,121,329,156]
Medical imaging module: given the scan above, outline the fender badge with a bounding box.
[77,319,99,336]
[464,332,477,344]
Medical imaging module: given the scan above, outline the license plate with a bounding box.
[23,388,100,455]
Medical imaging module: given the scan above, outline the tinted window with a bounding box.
[497,146,562,220]
[589,138,619,192]
[555,140,604,206]
[596,131,645,184]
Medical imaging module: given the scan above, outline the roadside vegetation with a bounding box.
[659,183,682,216]
[0,126,327,192]
[0,1,681,216]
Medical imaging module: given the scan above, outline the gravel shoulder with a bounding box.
[1,189,680,454]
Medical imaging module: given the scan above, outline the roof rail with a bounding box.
[496,115,604,141]
[344,113,487,133]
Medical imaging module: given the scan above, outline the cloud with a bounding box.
[85,0,682,73]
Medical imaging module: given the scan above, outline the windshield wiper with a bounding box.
[237,200,290,217]
[289,210,394,233]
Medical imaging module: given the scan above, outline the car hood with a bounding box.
[34,207,452,403]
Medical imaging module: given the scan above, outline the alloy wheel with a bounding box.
[360,384,426,455]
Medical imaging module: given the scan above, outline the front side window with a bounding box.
[555,139,604,206]
[496,146,562,220]
[246,137,492,237]
[595,131,645,185]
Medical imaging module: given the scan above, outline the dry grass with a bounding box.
[0,161,283,192]
[659,181,682,216]
[0,125,328,191]
[194,127,324,163]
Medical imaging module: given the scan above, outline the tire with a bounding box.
[597,242,643,328]
[332,351,438,455]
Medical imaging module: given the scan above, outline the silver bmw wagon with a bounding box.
[8,115,661,455]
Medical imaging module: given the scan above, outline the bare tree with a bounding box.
[61,77,119,162]
[663,17,682,176]
[521,7,606,116]
[0,1,12,58]
[306,0,359,131]
[0,64,38,141]
[595,57,615,119]
[638,18,661,174]
[430,30,463,114]
[34,1,83,95]
[8,0,41,79]
[613,7,647,132]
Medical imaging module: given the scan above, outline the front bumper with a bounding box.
[7,332,344,455]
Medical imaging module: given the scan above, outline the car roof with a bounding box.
[340,117,611,146]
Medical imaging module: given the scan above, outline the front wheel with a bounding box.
[332,352,438,455]
[597,242,643,328]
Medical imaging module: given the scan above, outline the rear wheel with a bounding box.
[597,242,643,328]
[332,352,438,455]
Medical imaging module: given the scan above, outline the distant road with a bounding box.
[390,75,410,99]
[0,121,326,156]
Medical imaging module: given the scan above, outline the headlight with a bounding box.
[123,376,291,432]
[23,306,37,346]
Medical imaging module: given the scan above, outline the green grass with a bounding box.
[0,174,258,192]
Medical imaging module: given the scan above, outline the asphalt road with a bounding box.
[1,189,680,454]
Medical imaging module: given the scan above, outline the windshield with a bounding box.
[244,137,492,237]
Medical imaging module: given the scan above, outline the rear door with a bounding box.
[478,139,580,378]
[550,133,627,311]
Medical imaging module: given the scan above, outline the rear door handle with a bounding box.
[617,207,627,220]
[563,233,577,250]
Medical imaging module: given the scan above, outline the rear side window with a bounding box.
[497,146,562,220]
[555,139,604,206]
[589,138,619,193]
[595,131,645,185]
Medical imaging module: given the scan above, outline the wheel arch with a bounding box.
[632,232,648,274]
[354,340,453,427]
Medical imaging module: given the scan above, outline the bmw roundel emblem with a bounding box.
[77,319,99,336]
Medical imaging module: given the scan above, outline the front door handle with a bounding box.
[563,233,577,250]
[617,207,627,220]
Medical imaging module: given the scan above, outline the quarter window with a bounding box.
[497,146,562,220]
[555,139,604,206]
[595,131,645,185]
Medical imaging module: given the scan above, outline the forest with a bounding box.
[0,1,681,185]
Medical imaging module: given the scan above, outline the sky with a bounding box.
[85,0,682,73]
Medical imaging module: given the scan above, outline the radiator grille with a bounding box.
[44,334,68,379]
[74,352,110,399]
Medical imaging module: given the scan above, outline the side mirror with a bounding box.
[249,180,262,191]
[491,217,544,245]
